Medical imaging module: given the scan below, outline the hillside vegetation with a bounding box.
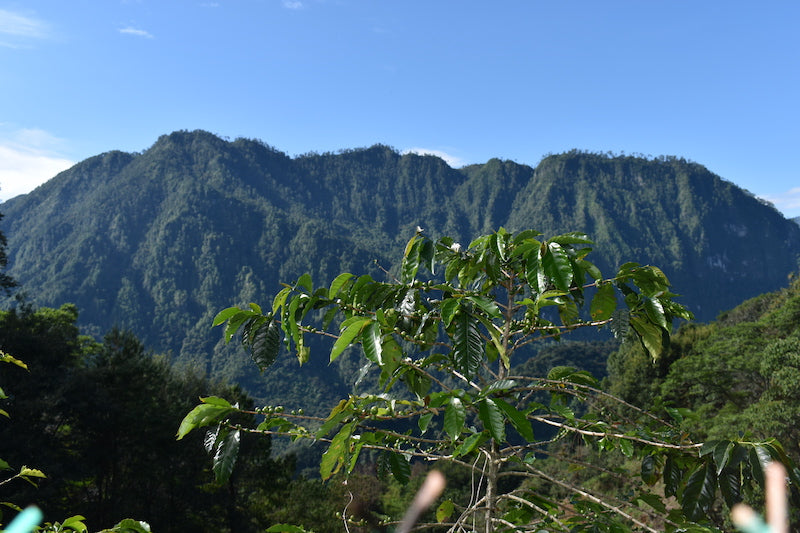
[1,130,798,400]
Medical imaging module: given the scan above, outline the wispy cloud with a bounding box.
[0,9,49,47]
[119,27,154,39]
[402,147,465,168]
[283,1,304,9]
[761,187,800,214]
[0,129,74,202]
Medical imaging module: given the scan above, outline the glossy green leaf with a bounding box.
[444,397,466,440]
[454,431,487,457]
[296,273,313,293]
[361,321,382,364]
[718,465,742,508]
[320,422,354,480]
[440,297,460,327]
[248,318,280,372]
[681,462,717,521]
[494,398,534,441]
[630,315,665,360]
[451,310,483,378]
[479,398,505,442]
[467,295,501,319]
[212,306,242,327]
[542,242,573,292]
[177,400,235,440]
[329,272,353,299]
[590,283,616,321]
[330,317,371,362]
[643,296,669,331]
[212,428,240,483]
[388,451,411,484]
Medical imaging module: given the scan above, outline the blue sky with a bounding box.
[1,1,799,217]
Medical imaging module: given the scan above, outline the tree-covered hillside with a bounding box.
[1,130,798,399]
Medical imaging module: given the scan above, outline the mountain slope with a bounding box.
[2,130,799,399]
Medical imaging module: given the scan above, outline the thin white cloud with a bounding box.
[761,187,800,212]
[119,27,154,39]
[0,9,49,47]
[402,147,465,168]
[0,9,48,38]
[283,1,304,9]
[0,129,75,202]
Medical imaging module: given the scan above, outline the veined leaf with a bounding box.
[329,272,354,299]
[681,462,717,521]
[479,398,505,442]
[361,321,382,364]
[440,297,460,327]
[590,283,616,321]
[444,397,466,440]
[320,422,355,480]
[212,428,240,483]
[451,311,483,378]
[643,296,669,331]
[402,236,422,282]
[177,400,235,440]
[454,431,486,457]
[542,242,573,292]
[330,317,371,362]
[388,451,411,484]
[248,318,280,372]
[467,295,501,319]
[630,315,665,360]
[494,398,534,441]
[212,306,242,327]
[296,273,313,293]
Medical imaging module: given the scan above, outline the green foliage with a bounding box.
[4,132,800,410]
[176,227,788,531]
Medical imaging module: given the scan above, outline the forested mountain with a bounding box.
[2,130,799,400]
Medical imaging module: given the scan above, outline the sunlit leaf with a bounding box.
[444,397,466,440]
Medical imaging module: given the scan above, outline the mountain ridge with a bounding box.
[2,130,799,398]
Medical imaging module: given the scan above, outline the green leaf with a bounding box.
[444,397,466,440]
[467,295,501,319]
[663,455,682,498]
[436,500,455,523]
[494,398,534,441]
[320,422,354,480]
[418,412,433,434]
[635,493,666,514]
[388,451,411,484]
[329,272,354,299]
[590,283,616,321]
[630,315,665,360]
[479,398,505,442]
[361,321,382,364]
[542,242,573,292]
[643,296,669,331]
[266,525,312,533]
[248,318,280,372]
[681,462,717,521]
[61,515,88,532]
[212,428,240,483]
[719,465,742,508]
[641,454,658,486]
[454,431,487,457]
[550,232,593,245]
[212,306,242,327]
[177,401,235,440]
[402,235,422,282]
[451,310,483,378]
[330,317,371,362]
[439,297,460,328]
[18,466,46,479]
